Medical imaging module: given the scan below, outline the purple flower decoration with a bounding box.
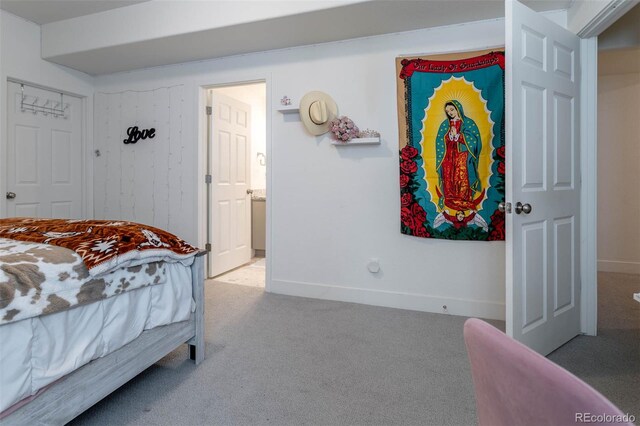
[329,116,359,143]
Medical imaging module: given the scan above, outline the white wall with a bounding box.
[94,18,508,319]
[598,3,640,50]
[213,83,267,190]
[597,60,640,274]
[0,11,95,218]
[93,85,193,242]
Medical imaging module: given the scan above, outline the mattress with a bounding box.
[0,261,193,414]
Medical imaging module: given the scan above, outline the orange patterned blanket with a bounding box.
[0,218,201,276]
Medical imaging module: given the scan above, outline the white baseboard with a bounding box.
[598,260,640,274]
[269,279,505,321]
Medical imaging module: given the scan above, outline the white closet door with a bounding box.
[6,82,83,219]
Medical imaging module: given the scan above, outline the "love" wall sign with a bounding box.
[123,126,156,144]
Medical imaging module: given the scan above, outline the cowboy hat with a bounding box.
[299,91,338,136]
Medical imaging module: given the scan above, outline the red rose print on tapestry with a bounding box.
[400,159,418,174]
[487,209,505,241]
[401,193,413,207]
[401,145,419,160]
[414,226,430,238]
[411,202,427,225]
[401,206,415,230]
[496,145,506,176]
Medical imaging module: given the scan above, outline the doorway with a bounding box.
[596,48,640,275]
[595,14,640,331]
[596,10,640,278]
[205,82,267,287]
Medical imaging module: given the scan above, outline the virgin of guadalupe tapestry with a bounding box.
[396,49,506,241]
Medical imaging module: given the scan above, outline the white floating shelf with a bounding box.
[276,106,299,114]
[331,137,381,146]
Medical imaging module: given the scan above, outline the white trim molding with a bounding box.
[598,260,640,275]
[196,74,272,284]
[580,37,598,337]
[270,279,506,321]
[574,0,640,38]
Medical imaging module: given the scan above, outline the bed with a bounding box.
[0,218,205,425]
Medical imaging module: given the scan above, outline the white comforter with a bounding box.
[0,262,193,414]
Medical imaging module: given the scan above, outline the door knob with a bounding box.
[514,202,532,215]
[498,201,511,213]
[6,192,16,200]
[246,189,253,195]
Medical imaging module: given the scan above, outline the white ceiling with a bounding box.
[2,0,573,76]
[0,0,149,25]
[1,0,573,26]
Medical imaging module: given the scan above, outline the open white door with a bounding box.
[506,0,581,355]
[208,92,252,277]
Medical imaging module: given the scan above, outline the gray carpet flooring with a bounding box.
[547,272,640,418]
[70,272,639,425]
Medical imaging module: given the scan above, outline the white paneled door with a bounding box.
[506,0,581,355]
[6,82,83,218]
[208,92,252,277]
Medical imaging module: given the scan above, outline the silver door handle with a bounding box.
[514,202,532,215]
[6,192,16,200]
[246,189,253,195]
[498,201,511,213]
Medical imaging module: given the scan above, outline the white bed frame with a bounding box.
[4,255,205,425]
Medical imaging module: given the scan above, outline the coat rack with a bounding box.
[20,84,69,118]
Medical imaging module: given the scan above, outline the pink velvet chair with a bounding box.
[463,318,633,426]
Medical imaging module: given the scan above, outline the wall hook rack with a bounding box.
[20,84,68,118]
